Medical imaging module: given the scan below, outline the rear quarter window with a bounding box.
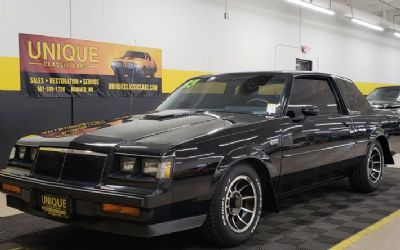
[335,78,360,112]
[340,78,374,114]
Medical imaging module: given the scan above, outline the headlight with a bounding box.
[143,158,173,179]
[11,145,39,163]
[9,147,16,160]
[30,147,39,161]
[142,159,159,176]
[111,61,122,68]
[9,145,38,169]
[120,156,137,173]
[18,146,27,160]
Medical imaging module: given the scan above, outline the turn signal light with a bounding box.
[2,183,21,194]
[101,203,140,217]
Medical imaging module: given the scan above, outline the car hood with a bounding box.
[17,110,266,155]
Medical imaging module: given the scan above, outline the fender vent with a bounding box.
[144,110,195,120]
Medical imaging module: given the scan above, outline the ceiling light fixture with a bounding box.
[351,18,384,31]
[286,0,335,16]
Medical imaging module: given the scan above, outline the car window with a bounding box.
[367,88,400,101]
[180,81,227,94]
[233,83,284,103]
[135,52,145,59]
[289,78,340,115]
[125,51,145,59]
[335,79,359,112]
[343,79,374,114]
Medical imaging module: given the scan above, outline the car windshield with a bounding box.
[124,51,145,59]
[367,88,400,102]
[157,74,287,116]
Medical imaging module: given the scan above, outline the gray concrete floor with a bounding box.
[0,193,21,217]
[345,154,400,250]
[347,216,400,250]
[390,154,400,169]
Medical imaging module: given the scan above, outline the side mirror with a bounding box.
[302,105,319,116]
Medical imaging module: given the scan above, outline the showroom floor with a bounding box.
[0,158,399,250]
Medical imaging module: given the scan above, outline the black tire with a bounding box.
[349,141,384,193]
[201,163,263,247]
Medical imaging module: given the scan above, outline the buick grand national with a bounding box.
[0,72,399,247]
[111,50,157,82]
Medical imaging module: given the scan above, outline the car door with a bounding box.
[277,76,355,195]
[335,78,370,170]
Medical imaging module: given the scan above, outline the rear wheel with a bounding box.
[201,164,263,247]
[349,141,384,193]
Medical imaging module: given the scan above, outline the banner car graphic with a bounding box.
[19,33,162,97]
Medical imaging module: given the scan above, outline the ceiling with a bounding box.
[335,0,400,25]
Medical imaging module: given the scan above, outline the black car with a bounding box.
[1,72,399,247]
[367,86,400,115]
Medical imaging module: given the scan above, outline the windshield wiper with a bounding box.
[168,109,268,116]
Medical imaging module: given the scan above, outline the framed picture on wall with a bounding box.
[296,58,313,71]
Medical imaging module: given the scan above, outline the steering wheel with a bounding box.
[245,98,269,106]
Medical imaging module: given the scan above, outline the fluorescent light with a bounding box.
[287,0,335,16]
[394,32,400,38]
[351,18,384,31]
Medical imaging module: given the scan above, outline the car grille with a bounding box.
[61,153,105,184]
[33,148,107,185]
[33,149,65,181]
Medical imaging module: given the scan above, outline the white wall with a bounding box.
[1,0,400,83]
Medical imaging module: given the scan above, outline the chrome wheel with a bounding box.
[368,147,383,184]
[224,175,257,233]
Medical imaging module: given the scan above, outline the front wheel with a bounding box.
[349,141,384,193]
[201,164,263,247]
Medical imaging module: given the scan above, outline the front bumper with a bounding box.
[0,171,206,237]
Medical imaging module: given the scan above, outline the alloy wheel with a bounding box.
[224,175,258,233]
[368,147,383,184]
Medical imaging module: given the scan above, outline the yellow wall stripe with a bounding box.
[0,57,21,91]
[330,209,400,250]
[0,57,211,94]
[163,69,211,93]
[0,56,398,94]
[354,82,400,95]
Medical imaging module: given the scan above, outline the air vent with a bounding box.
[144,110,195,120]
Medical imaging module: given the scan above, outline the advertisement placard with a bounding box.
[19,33,162,97]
